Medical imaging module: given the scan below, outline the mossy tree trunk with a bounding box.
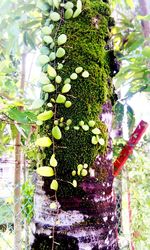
[31,1,119,249]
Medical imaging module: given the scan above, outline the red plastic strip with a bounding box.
[114,120,149,176]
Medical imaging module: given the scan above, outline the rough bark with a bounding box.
[31,102,119,250]
[31,1,119,249]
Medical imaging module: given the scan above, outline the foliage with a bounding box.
[35,0,115,203]
[127,135,150,249]
[0,0,41,155]
[111,0,150,134]
[21,180,35,224]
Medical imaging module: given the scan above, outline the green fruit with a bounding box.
[50,179,58,191]
[65,101,72,108]
[82,70,89,78]
[37,110,54,121]
[47,65,57,78]
[56,47,66,58]
[70,73,77,80]
[37,166,54,177]
[88,120,96,127]
[50,11,61,22]
[56,94,66,103]
[61,83,71,93]
[55,75,62,84]
[43,35,53,44]
[52,126,62,140]
[38,55,49,66]
[75,67,83,74]
[42,84,55,93]
[49,52,56,61]
[57,34,67,46]
[35,137,52,147]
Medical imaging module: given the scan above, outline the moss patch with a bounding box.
[38,0,114,195]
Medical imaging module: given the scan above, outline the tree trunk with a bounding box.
[31,1,119,249]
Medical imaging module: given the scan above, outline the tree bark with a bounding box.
[31,1,119,249]
[31,102,119,250]
[14,51,26,250]
[138,0,150,38]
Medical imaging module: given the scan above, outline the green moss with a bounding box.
[39,0,114,195]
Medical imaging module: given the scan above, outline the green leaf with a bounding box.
[23,31,36,50]
[53,0,60,9]
[64,8,73,19]
[142,47,150,58]
[50,180,58,191]
[91,136,98,145]
[38,55,50,66]
[81,169,88,177]
[113,101,124,126]
[56,94,66,103]
[57,34,67,46]
[125,0,134,9]
[56,47,66,58]
[47,65,57,78]
[65,101,72,108]
[42,84,55,93]
[52,126,62,140]
[92,128,101,135]
[72,180,77,187]
[37,110,54,121]
[127,105,135,133]
[50,154,57,167]
[50,202,57,210]
[88,120,95,127]
[61,83,71,93]
[39,73,51,84]
[37,166,54,177]
[75,67,83,74]
[35,137,52,147]
[70,73,78,80]
[82,125,89,131]
[31,99,44,110]
[50,11,61,22]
